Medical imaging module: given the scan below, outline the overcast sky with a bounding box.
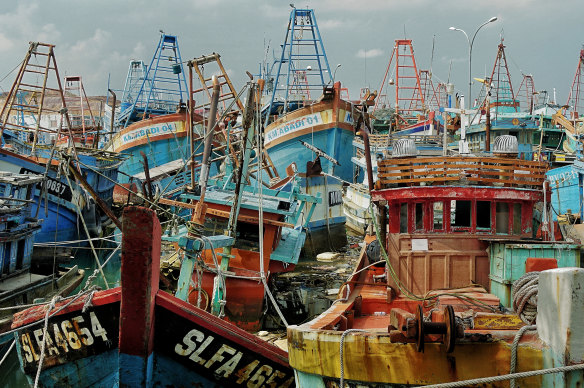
[0,0,582,107]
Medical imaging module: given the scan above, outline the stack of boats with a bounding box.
[5,6,584,388]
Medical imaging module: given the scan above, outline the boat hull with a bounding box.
[0,149,87,243]
[12,207,293,387]
[107,112,220,197]
[264,86,354,230]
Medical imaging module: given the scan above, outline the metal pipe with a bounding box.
[357,124,375,193]
[199,75,220,203]
[140,151,153,201]
[108,88,116,138]
[485,93,491,152]
[188,62,196,189]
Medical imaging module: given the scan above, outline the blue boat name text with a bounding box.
[265,113,322,145]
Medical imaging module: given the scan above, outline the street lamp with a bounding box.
[449,16,497,108]
[332,63,341,85]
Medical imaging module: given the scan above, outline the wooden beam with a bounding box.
[157,197,293,228]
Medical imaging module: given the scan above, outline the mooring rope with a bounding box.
[255,93,289,328]
[418,362,584,387]
[33,296,59,388]
[510,324,537,388]
[0,340,15,368]
[62,165,109,288]
[339,329,365,388]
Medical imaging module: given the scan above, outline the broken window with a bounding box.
[450,200,471,228]
[415,203,424,231]
[476,201,491,229]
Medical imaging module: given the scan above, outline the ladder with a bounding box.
[485,40,519,117]
[516,74,537,113]
[374,39,426,128]
[0,42,73,152]
[116,60,150,126]
[121,33,188,128]
[567,48,584,120]
[264,7,333,123]
[189,53,244,113]
[188,53,279,181]
[63,76,98,143]
[417,69,440,111]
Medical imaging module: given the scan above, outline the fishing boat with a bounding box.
[345,94,446,237]
[0,42,123,244]
[287,134,584,387]
[0,171,84,339]
[262,8,353,233]
[161,78,320,332]
[465,41,566,162]
[107,48,240,202]
[373,39,443,137]
[9,206,293,387]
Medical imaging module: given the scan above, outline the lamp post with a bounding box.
[332,63,341,85]
[449,16,497,109]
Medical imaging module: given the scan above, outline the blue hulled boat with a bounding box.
[262,8,354,232]
[0,42,123,244]
[0,171,84,337]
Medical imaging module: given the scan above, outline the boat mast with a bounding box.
[212,80,261,316]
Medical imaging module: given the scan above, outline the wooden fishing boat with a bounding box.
[107,53,245,205]
[9,206,293,387]
[261,8,354,232]
[162,78,320,332]
[287,136,584,387]
[0,42,124,243]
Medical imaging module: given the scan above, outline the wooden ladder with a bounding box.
[0,42,74,151]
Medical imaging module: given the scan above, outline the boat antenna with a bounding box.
[430,35,435,78]
[447,59,452,83]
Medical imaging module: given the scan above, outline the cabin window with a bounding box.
[433,202,443,230]
[450,200,471,229]
[400,203,408,233]
[234,222,261,251]
[415,203,424,231]
[513,203,522,234]
[476,201,491,230]
[496,203,510,234]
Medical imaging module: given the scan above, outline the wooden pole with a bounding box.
[119,206,161,387]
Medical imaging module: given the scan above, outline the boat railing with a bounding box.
[376,156,548,189]
[354,133,443,149]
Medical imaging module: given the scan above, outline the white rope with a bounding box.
[512,272,539,324]
[0,339,15,367]
[62,165,109,289]
[255,88,289,327]
[0,300,54,311]
[339,329,365,388]
[0,286,99,340]
[82,289,98,313]
[510,324,537,388]
[33,295,60,388]
[418,362,584,387]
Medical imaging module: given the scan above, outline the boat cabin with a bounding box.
[371,151,549,294]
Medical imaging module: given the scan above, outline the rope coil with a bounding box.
[512,272,539,324]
